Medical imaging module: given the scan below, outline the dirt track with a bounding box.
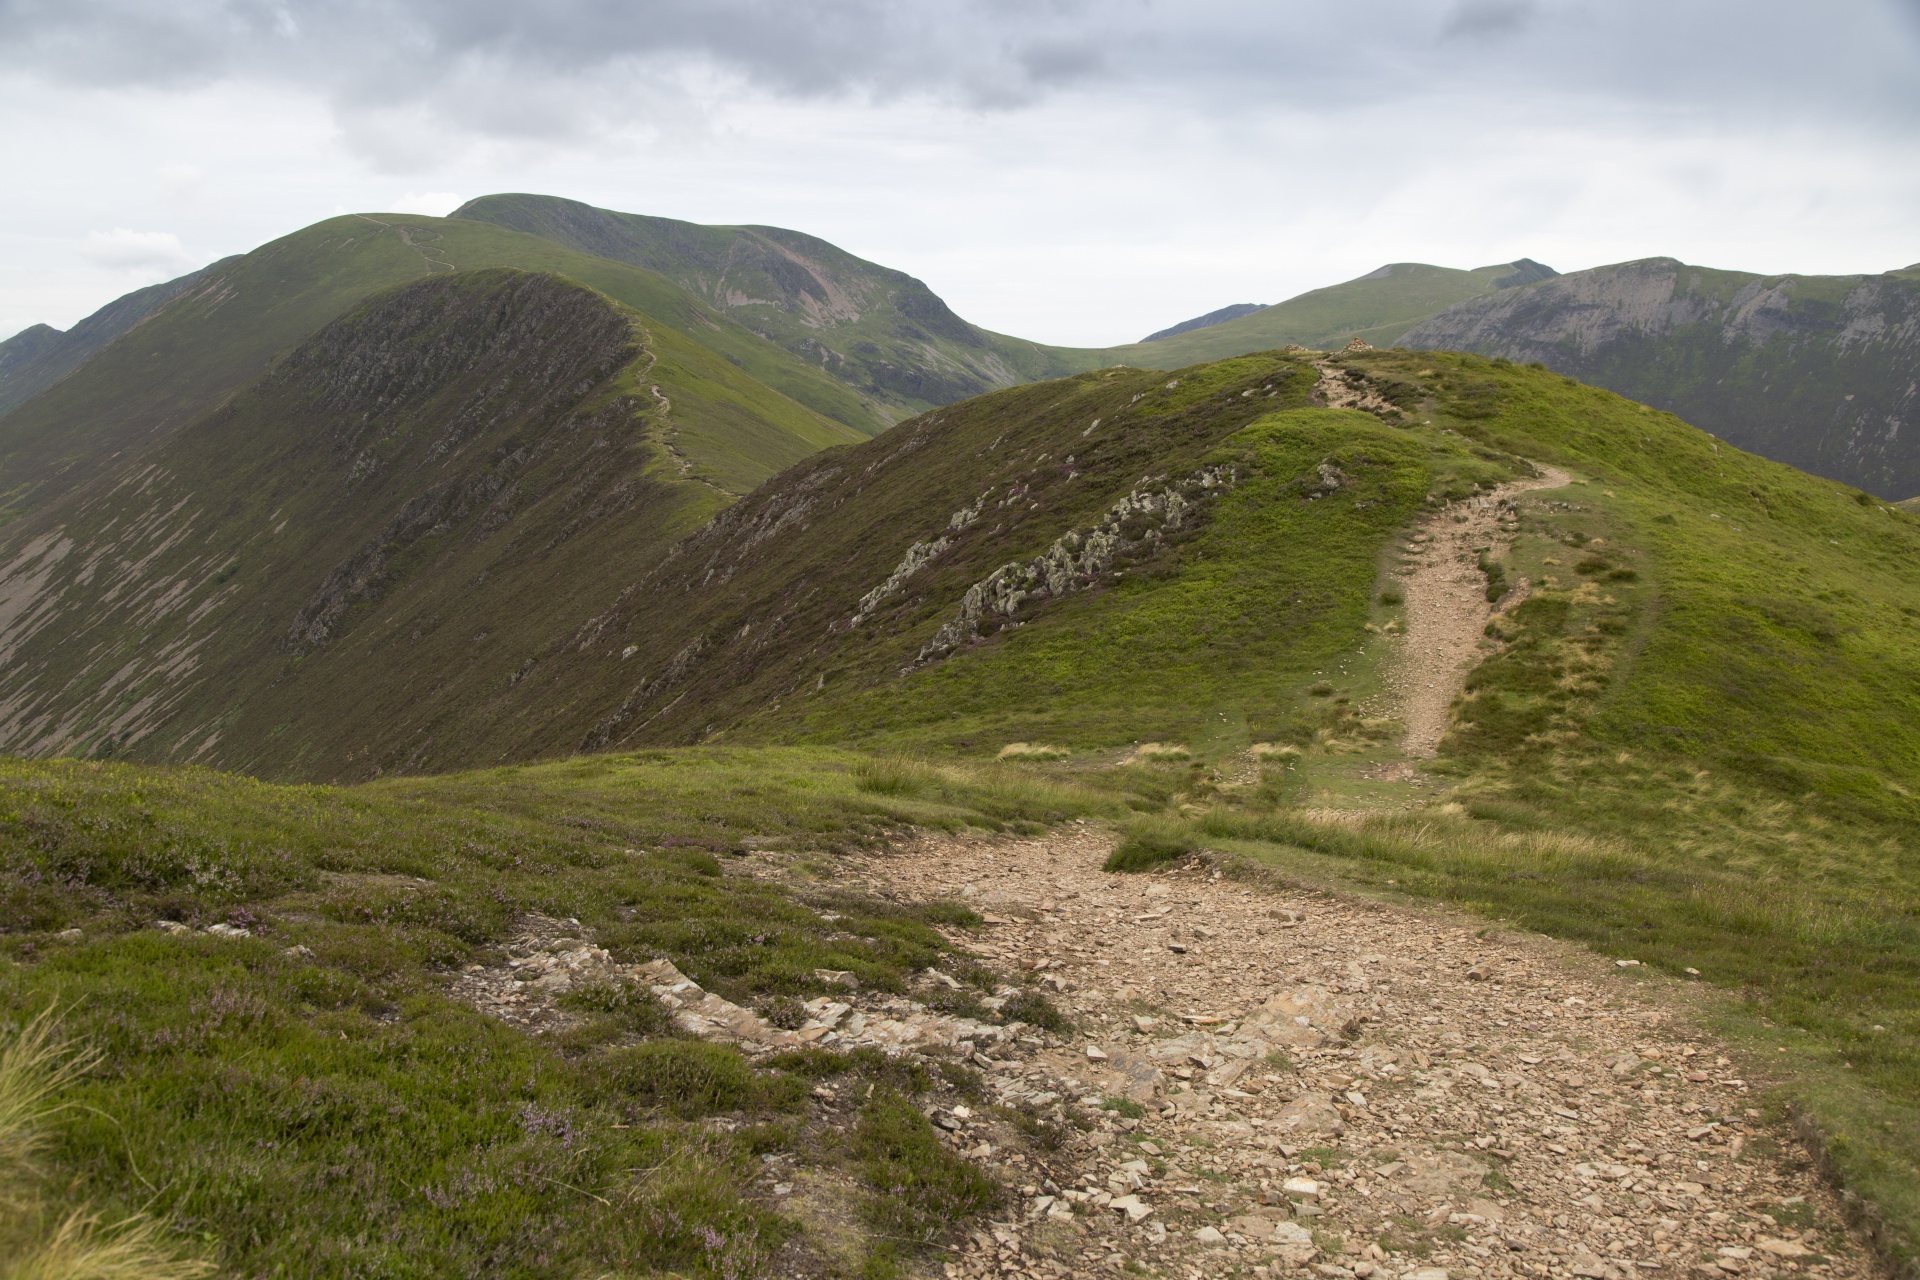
[841,828,1869,1280]
[1384,468,1569,758]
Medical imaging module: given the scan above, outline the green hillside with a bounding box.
[0,269,861,780]
[0,748,1120,1278]
[6,341,1920,1264]
[452,193,1096,420]
[1402,257,1920,498]
[0,261,228,418]
[512,348,1920,1250]
[0,213,880,523]
[1105,260,1554,368]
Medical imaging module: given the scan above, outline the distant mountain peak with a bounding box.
[1494,259,1559,288]
[1141,303,1266,344]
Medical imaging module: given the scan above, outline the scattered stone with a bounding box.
[808,826,1872,1280]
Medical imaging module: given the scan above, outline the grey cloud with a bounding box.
[1441,0,1536,39]
[1,0,1915,149]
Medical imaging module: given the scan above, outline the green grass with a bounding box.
[0,749,1131,1275]
[852,1087,1002,1270]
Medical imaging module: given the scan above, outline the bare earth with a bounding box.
[835,827,1869,1280]
[1383,468,1570,758]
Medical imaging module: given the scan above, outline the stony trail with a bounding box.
[1383,467,1569,758]
[842,827,1870,1280]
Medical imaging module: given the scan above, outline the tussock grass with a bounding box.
[1249,742,1302,761]
[1104,815,1203,872]
[0,1009,94,1183]
[995,742,1070,761]
[1129,742,1191,763]
[0,1011,211,1280]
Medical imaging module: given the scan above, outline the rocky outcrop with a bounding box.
[916,464,1239,663]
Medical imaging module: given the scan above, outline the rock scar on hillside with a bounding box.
[850,829,1870,1280]
[1386,466,1569,758]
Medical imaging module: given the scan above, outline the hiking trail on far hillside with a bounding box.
[1384,466,1571,758]
[812,829,1870,1280]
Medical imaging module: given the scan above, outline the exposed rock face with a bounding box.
[1402,258,1920,497]
[916,463,1239,663]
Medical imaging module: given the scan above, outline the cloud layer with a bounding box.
[4,0,1915,157]
[1,1,1917,344]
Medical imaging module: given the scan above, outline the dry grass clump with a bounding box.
[1129,743,1191,764]
[0,1009,211,1280]
[1248,742,1302,761]
[994,742,1070,762]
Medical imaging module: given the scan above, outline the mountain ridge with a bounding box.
[1141,302,1265,342]
[1400,255,1920,497]
[0,259,230,420]
[0,268,861,776]
[450,193,1097,422]
[1106,259,1556,367]
[0,212,888,524]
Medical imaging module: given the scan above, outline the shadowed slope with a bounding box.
[0,269,860,778]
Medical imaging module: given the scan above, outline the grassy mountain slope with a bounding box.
[1401,258,1920,498]
[513,347,1920,1251]
[1106,260,1556,368]
[509,355,1517,759]
[0,213,881,523]
[0,269,861,780]
[6,342,1920,1260]
[0,749,1119,1277]
[522,351,1920,787]
[1140,301,1265,342]
[452,193,1095,421]
[0,261,233,419]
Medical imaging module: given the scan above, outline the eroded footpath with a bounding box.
[835,827,1872,1280]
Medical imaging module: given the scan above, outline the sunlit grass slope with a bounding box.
[517,353,1526,758]
[1101,261,1523,369]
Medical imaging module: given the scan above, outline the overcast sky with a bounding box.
[3,0,1918,347]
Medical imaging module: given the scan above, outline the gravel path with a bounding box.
[849,827,1869,1280]
[1384,468,1569,758]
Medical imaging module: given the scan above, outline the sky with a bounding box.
[2,0,1918,348]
